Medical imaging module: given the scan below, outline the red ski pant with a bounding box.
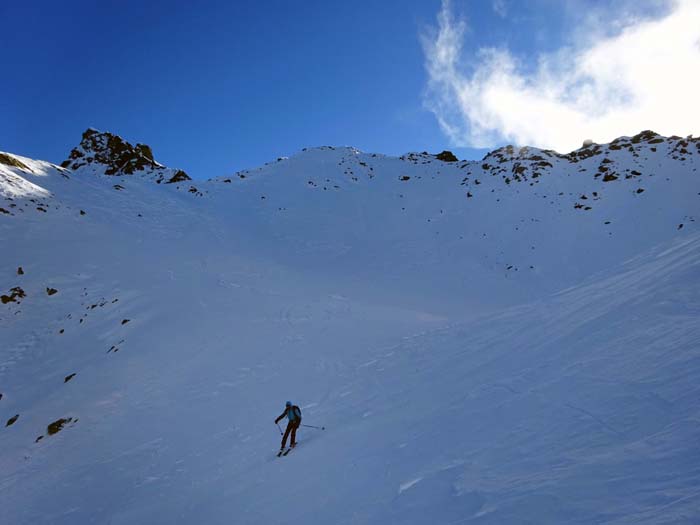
[281,420,300,448]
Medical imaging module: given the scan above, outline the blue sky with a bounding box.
[2,0,696,178]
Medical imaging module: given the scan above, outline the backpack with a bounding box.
[292,405,302,422]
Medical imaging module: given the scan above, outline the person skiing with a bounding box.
[275,401,302,450]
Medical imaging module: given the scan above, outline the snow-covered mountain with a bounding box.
[1,129,699,524]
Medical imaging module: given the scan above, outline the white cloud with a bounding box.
[422,0,700,153]
[492,0,508,18]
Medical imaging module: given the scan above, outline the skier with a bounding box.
[275,401,302,451]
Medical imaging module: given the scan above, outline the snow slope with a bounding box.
[1,130,699,524]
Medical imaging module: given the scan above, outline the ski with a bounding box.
[278,444,297,457]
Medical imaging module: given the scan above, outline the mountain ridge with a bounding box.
[1,126,700,524]
[3,126,698,188]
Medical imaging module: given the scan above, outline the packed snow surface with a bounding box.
[1,131,700,523]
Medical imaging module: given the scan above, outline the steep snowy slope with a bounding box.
[1,130,699,524]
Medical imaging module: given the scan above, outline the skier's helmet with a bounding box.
[286,401,292,407]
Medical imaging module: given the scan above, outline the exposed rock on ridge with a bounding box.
[62,128,191,184]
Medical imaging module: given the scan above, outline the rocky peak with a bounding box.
[61,129,190,184]
[434,150,459,162]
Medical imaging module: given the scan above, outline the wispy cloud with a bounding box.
[422,0,700,153]
[492,0,508,18]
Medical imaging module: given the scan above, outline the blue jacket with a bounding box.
[276,405,301,424]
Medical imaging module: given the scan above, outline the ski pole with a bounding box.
[276,423,283,435]
[302,424,325,430]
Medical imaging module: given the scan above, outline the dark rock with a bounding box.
[567,144,602,161]
[64,373,76,383]
[63,129,190,183]
[17,267,24,275]
[630,130,660,144]
[6,414,19,427]
[47,417,73,435]
[46,287,58,296]
[62,129,155,175]
[167,170,191,184]
[135,143,154,161]
[2,286,26,304]
[435,150,458,162]
[0,153,30,171]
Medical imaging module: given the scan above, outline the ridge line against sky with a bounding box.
[2,0,698,179]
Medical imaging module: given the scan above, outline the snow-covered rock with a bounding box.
[62,128,191,184]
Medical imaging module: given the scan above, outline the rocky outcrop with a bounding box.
[0,153,30,171]
[435,150,459,162]
[62,129,191,184]
[1,286,26,304]
[169,170,190,183]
